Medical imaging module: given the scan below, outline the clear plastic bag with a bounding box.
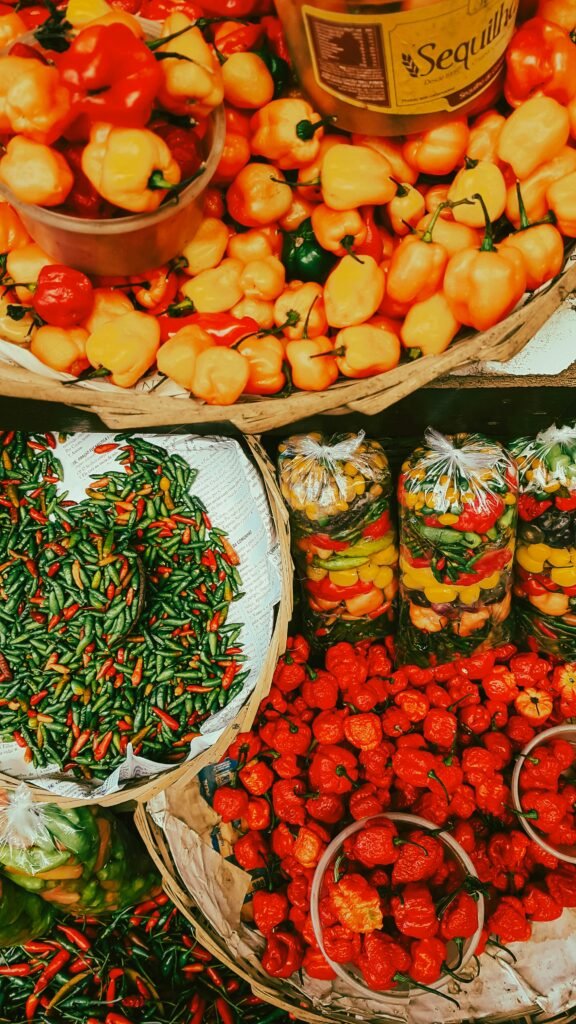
[397,429,518,666]
[0,874,54,947]
[510,423,576,658]
[278,432,397,650]
[0,786,160,914]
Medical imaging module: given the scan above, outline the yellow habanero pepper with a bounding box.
[192,347,250,405]
[279,194,315,232]
[285,335,338,391]
[86,311,160,388]
[231,296,275,329]
[296,136,341,202]
[273,281,326,339]
[505,146,576,226]
[321,144,396,211]
[240,256,285,301]
[157,14,224,118]
[182,218,230,277]
[386,182,426,237]
[497,96,570,179]
[222,53,274,110]
[227,228,275,263]
[352,134,419,184]
[226,163,292,227]
[466,110,506,166]
[82,125,180,214]
[237,334,286,394]
[82,288,134,333]
[0,138,73,207]
[0,58,71,145]
[156,325,213,391]
[311,204,367,257]
[403,119,470,176]
[400,292,461,356]
[448,161,507,228]
[0,13,27,49]
[6,243,52,304]
[0,205,29,253]
[334,323,400,378]
[181,259,244,313]
[415,213,480,258]
[250,98,326,170]
[0,293,35,344]
[324,255,385,328]
[31,326,89,377]
[546,170,576,236]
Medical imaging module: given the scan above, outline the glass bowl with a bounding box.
[310,812,485,1004]
[511,723,576,865]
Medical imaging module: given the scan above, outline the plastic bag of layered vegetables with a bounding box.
[511,424,576,658]
[0,875,53,946]
[397,430,518,666]
[0,786,159,914]
[278,432,397,650]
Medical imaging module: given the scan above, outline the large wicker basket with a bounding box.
[0,438,293,808]
[135,785,576,1024]
[1,261,574,432]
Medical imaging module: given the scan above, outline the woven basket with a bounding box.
[1,260,574,432]
[135,789,576,1024]
[0,437,293,808]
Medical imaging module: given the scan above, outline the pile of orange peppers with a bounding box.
[1,0,576,404]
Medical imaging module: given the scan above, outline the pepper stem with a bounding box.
[428,769,450,802]
[296,116,335,141]
[62,367,111,387]
[515,181,530,232]
[340,234,364,264]
[487,937,517,963]
[393,972,460,1007]
[302,295,319,340]
[166,297,196,316]
[421,198,475,243]
[148,167,205,193]
[471,192,496,251]
[390,177,409,197]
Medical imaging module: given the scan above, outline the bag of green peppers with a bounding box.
[0,874,53,947]
[278,431,398,650]
[510,424,576,658]
[397,429,518,667]
[0,785,159,915]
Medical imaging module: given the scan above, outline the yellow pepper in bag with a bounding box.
[182,218,230,277]
[157,14,224,117]
[0,58,72,144]
[221,53,274,110]
[31,326,89,377]
[0,138,73,207]
[250,98,326,170]
[324,255,385,328]
[82,125,181,213]
[156,325,213,391]
[86,311,160,388]
[181,259,244,313]
[321,144,396,210]
[497,95,570,179]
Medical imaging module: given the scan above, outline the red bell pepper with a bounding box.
[362,510,391,540]
[518,494,553,521]
[427,492,505,534]
[306,577,374,602]
[306,532,349,551]
[158,305,259,344]
[505,17,576,107]
[57,25,162,128]
[556,493,576,511]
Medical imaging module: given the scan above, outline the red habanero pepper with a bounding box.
[213,21,263,55]
[392,831,445,884]
[522,884,562,921]
[272,752,300,779]
[395,689,430,723]
[140,0,203,17]
[233,831,268,870]
[423,708,458,748]
[57,25,162,129]
[556,493,576,511]
[355,206,384,262]
[518,790,569,833]
[301,668,338,710]
[357,932,411,991]
[306,576,374,603]
[226,730,261,764]
[253,890,289,935]
[213,785,249,822]
[287,636,310,663]
[306,792,346,824]
[322,923,362,964]
[239,760,275,795]
[266,716,312,755]
[410,937,447,984]
[360,745,394,788]
[546,865,576,906]
[271,822,296,858]
[343,712,382,750]
[349,783,387,819]
[152,120,203,180]
[260,15,291,62]
[510,653,550,687]
[308,744,359,794]
[381,707,411,737]
[246,797,271,830]
[505,17,576,106]
[488,895,532,942]
[518,747,563,790]
[293,824,325,868]
[272,778,306,825]
[484,731,513,769]
[273,656,306,693]
[32,266,94,328]
[506,714,536,747]
[392,883,439,938]
[261,930,304,978]
[303,947,336,979]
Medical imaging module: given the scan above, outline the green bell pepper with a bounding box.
[282,218,337,283]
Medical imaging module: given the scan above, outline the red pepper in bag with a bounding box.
[505,17,576,106]
[57,25,162,129]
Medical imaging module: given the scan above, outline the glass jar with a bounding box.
[275,0,519,135]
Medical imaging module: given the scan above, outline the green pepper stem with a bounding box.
[390,177,409,197]
[471,192,496,251]
[393,972,460,1007]
[487,937,517,962]
[428,769,450,802]
[515,181,530,232]
[148,167,205,192]
[62,367,111,388]
[340,235,364,264]
[302,294,319,340]
[166,297,196,316]
[464,156,479,170]
[296,116,335,141]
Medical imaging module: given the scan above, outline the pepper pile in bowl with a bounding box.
[1,1,576,403]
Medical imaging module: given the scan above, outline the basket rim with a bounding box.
[0,436,292,808]
[1,253,574,432]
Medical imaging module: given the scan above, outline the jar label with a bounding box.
[302,0,518,115]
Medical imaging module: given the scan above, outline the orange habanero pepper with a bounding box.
[443,194,527,331]
[213,131,251,184]
[82,288,134,333]
[238,334,286,394]
[497,95,570,179]
[31,326,89,377]
[0,138,73,207]
[500,183,564,289]
[415,214,481,258]
[311,204,367,257]
[250,98,327,170]
[227,163,293,227]
[403,119,470,176]
[296,135,341,203]
[0,205,29,253]
[156,325,213,391]
[0,57,71,144]
[192,347,250,405]
[352,134,419,184]
[386,202,450,306]
[222,52,274,110]
[279,195,316,232]
[285,335,338,391]
[448,161,507,227]
[274,281,326,339]
[228,228,278,262]
[334,323,400,378]
[537,0,576,31]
